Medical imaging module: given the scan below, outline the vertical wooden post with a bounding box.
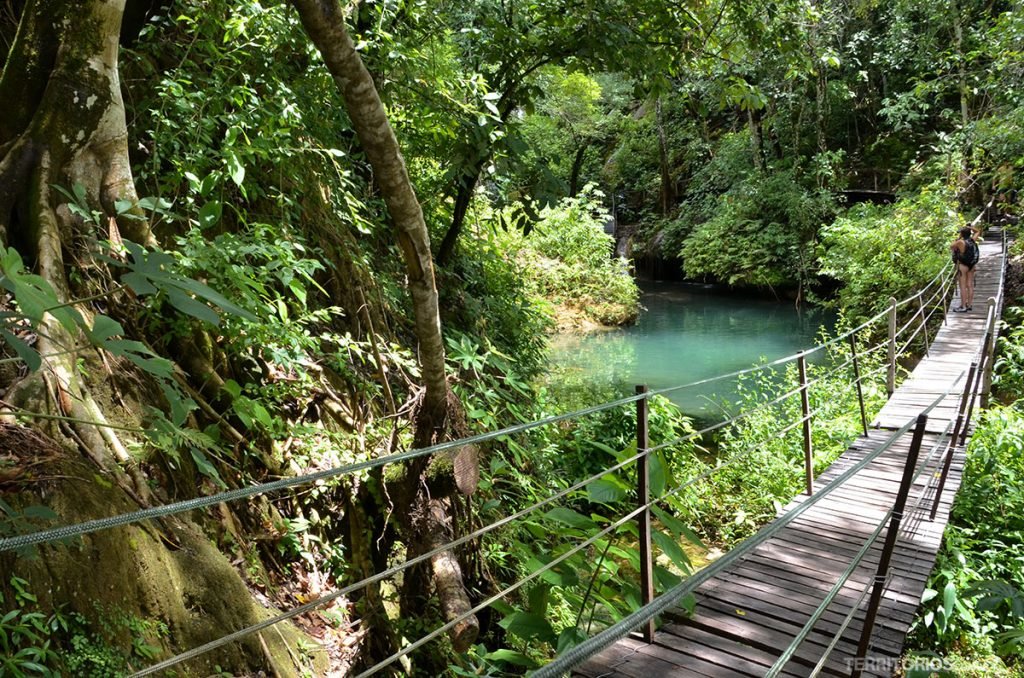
[887,297,897,397]
[917,295,931,356]
[798,354,813,496]
[931,362,977,521]
[852,413,927,677]
[982,298,998,407]
[961,310,995,447]
[849,335,868,436]
[635,385,654,643]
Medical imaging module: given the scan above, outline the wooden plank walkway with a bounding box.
[874,231,1004,432]
[576,229,1005,678]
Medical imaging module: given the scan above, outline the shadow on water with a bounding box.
[547,281,837,421]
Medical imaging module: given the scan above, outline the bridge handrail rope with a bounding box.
[531,378,960,678]
[1,211,993,675]
[768,410,962,677]
[136,355,877,678]
[349,356,935,678]
[0,305,888,555]
[893,266,954,344]
[767,288,1000,675]
[536,218,999,677]
[800,418,958,678]
[138,344,878,677]
[0,303,897,556]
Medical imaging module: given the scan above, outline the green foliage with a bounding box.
[442,231,551,378]
[478,391,702,662]
[680,168,837,290]
[818,183,957,321]
[499,188,640,326]
[0,577,165,677]
[994,306,1024,402]
[908,405,1024,670]
[688,331,888,544]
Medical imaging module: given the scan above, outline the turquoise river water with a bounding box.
[547,281,837,419]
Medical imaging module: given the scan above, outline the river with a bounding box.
[547,281,837,419]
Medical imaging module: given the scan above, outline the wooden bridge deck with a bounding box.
[576,230,1005,677]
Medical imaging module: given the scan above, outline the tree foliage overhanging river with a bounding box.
[548,282,837,418]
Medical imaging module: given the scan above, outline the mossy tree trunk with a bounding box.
[0,3,318,674]
[0,0,156,497]
[291,0,480,658]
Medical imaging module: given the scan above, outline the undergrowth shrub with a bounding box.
[819,182,957,321]
[686,329,888,544]
[907,405,1024,674]
[680,168,836,292]
[498,188,640,327]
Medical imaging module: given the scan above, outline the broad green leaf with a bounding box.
[121,271,158,296]
[588,474,628,504]
[651,506,704,548]
[654,563,682,589]
[222,379,242,399]
[649,451,667,496]
[197,200,223,229]
[556,627,588,653]
[189,448,225,488]
[226,153,245,186]
[166,288,221,326]
[525,556,577,587]
[942,581,956,621]
[652,530,691,572]
[498,611,556,642]
[88,315,124,342]
[167,276,256,320]
[528,583,550,616]
[544,507,597,530]
[482,649,538,668]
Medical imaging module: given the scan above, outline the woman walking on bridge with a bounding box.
[951,225,980,312]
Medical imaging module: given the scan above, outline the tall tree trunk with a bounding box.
[288,0,447,437]
[815,69,827,154]
[655,97,675,216]
[568,141,590,197]
[437,155,488,266]
[0,3,317,674]
[0,0,154,492]
[290,0,479,656]
[747,106,765,172]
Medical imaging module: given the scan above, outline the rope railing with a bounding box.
[768,395,964,677]
[126,333,890,675]
[1,214,998,677]
[130,314,901,675]
[531,402,934,678]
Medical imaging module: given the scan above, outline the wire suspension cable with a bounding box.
[534,369,965,678]
[6,238,990,675]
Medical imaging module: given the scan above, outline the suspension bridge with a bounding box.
[559,224,1008,677]
[0,215,1007,678]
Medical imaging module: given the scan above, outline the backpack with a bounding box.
[961,238,979,266]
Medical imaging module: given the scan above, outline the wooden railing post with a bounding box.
[930,362,977,520]
[961,308,996,446]
[917,295,931,356]
[982,297,998,407]
[798,354,813,495]
[849,335,869,436]
[852,413,927,677]
[887,297,897,397]
[635,385,654,643]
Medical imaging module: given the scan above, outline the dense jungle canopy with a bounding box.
[1,0,1023,675]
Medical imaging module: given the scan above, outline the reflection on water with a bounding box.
[547,281,837,417]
